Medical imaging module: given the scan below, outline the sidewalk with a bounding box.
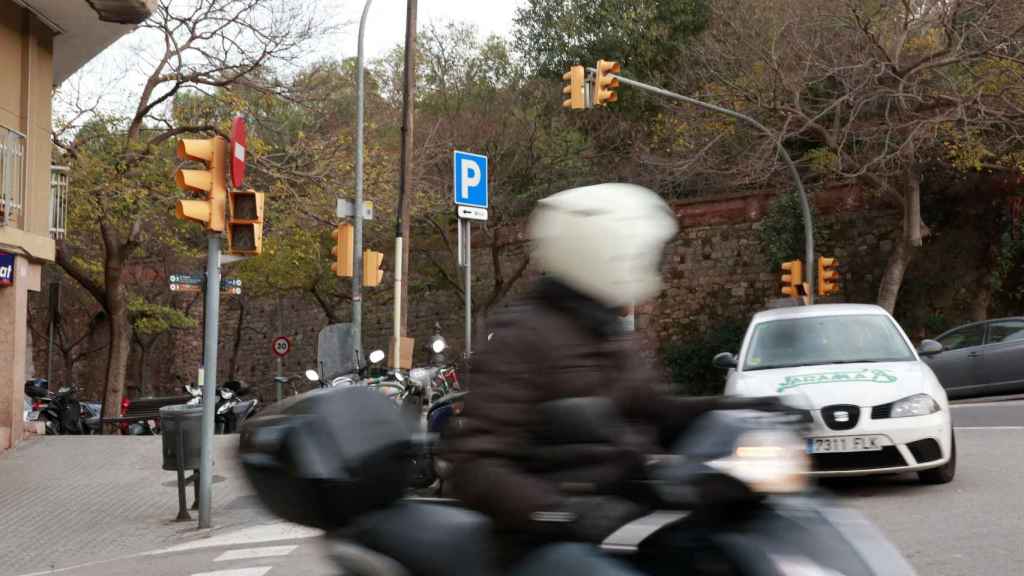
[0,436,281,576]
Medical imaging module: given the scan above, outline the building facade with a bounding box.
[0,0,153,451]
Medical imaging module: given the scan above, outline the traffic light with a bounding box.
[331,223,354,277]
[818,256,840,296]
[226,188,264,255]
[363,249,384,287]
[593,59,620,106]
[562,65,585,110]
[175,136,227,232]
[781,259,803,299]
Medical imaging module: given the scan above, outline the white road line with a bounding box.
[955,425,1024,430]
[192,568,272,576]
[214,545,298,562]
[155,522,323,554]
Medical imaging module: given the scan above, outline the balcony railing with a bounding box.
[0,126,27,229]
[50,166,69,240]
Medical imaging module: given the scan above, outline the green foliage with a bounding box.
[128,297,196,337]
[759,191,818,269]
[513,0,709,80]
[662,319,747,396]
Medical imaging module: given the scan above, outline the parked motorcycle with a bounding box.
[305,349,388,389]
[26,380,85,435]
[239,386,917,576]
[184,380,259,434]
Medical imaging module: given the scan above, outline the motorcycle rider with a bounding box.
[447,183,781,575]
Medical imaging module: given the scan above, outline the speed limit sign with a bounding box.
[272,336,291,358]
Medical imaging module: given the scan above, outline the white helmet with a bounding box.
[527,183,678,307]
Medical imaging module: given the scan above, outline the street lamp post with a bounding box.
[586,68,816,300]
[352,0,373,362]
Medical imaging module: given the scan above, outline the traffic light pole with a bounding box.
[594,70,816,301]
[198,234,222,529]
[352,0,374,363]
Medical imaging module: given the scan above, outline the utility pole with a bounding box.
[393,0,417,368]
[352,0,373,362]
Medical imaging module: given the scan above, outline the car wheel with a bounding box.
[918,433,956,484]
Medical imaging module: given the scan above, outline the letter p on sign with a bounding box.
[453,150,488,209]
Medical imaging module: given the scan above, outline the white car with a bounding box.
[721,304,955,484]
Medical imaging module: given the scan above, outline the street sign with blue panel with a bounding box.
[453,150,488,209]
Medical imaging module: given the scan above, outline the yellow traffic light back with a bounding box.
[175,137,227,232]
[226,189,264,255]
[331,223,354,277]
[781,259,803,299]
[562,65,585,110]
[362,249,384,287]
[594,59,621,106]
[818,256,840,296]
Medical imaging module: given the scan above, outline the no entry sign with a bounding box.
[230,115,247,189]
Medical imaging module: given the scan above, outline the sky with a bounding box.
[56,0,526,121]
[329,0,526,60]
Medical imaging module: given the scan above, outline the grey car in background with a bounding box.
[923,317,1024,399]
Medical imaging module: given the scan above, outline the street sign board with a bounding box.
[168,275,242,295]
[336,198,374,220]
[230,115,247,188]
[272,336,291,357]
[457,206,488,221]
[453,150,488,209]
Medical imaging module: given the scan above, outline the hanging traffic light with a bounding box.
[593,59,620,106]
[175,136,227,232]
[331,223,354,277]
[562,65,585,110]
[818,256,840,296]
[362,249,384,287]
[226,188,264,255]
[781,259,803,299]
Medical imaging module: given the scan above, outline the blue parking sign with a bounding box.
[453,150,488,209]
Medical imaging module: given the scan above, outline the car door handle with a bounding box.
[968,351,984,358]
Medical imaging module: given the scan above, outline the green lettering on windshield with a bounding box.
[777,368,898,393]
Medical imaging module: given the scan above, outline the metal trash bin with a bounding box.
[160,404,202,471]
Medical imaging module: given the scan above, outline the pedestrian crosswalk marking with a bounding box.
[191,568,272,576]
[214,545,298,562]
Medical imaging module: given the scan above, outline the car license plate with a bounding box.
[806,436,884,454]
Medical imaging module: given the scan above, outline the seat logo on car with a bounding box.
[777,368,898,393]
[834,410,850,422]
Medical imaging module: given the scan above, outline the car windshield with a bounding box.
[743,314,916,371]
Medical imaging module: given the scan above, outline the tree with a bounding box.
[52,0,325,425]
[692,0,1024,312]
[513,0,710,80]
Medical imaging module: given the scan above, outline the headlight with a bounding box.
[890,394,939,418]
[431,337,447,354]
[707,430,810,494]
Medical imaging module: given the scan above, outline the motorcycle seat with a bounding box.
[342,501,496,576]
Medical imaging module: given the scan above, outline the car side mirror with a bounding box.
[918,339,943,357]
[713,352,739,370]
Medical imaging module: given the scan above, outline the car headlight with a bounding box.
[890,394,939,418]
[707,429,810,494]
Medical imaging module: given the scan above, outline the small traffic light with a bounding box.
[781,259,803,299]
[593,60,621,106]
[331,223,354,277]
[818,256,840,296]
[175,137,227,232]
[363,250,384,287]
[226,188,264,255]
[562,65,585,110]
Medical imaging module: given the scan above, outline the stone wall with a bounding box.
[31,185,907,401]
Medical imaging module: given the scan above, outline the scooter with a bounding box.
[238,387,918,576]
[26,380,85,435]
[305,349,388,389]
[184,380,259,434]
